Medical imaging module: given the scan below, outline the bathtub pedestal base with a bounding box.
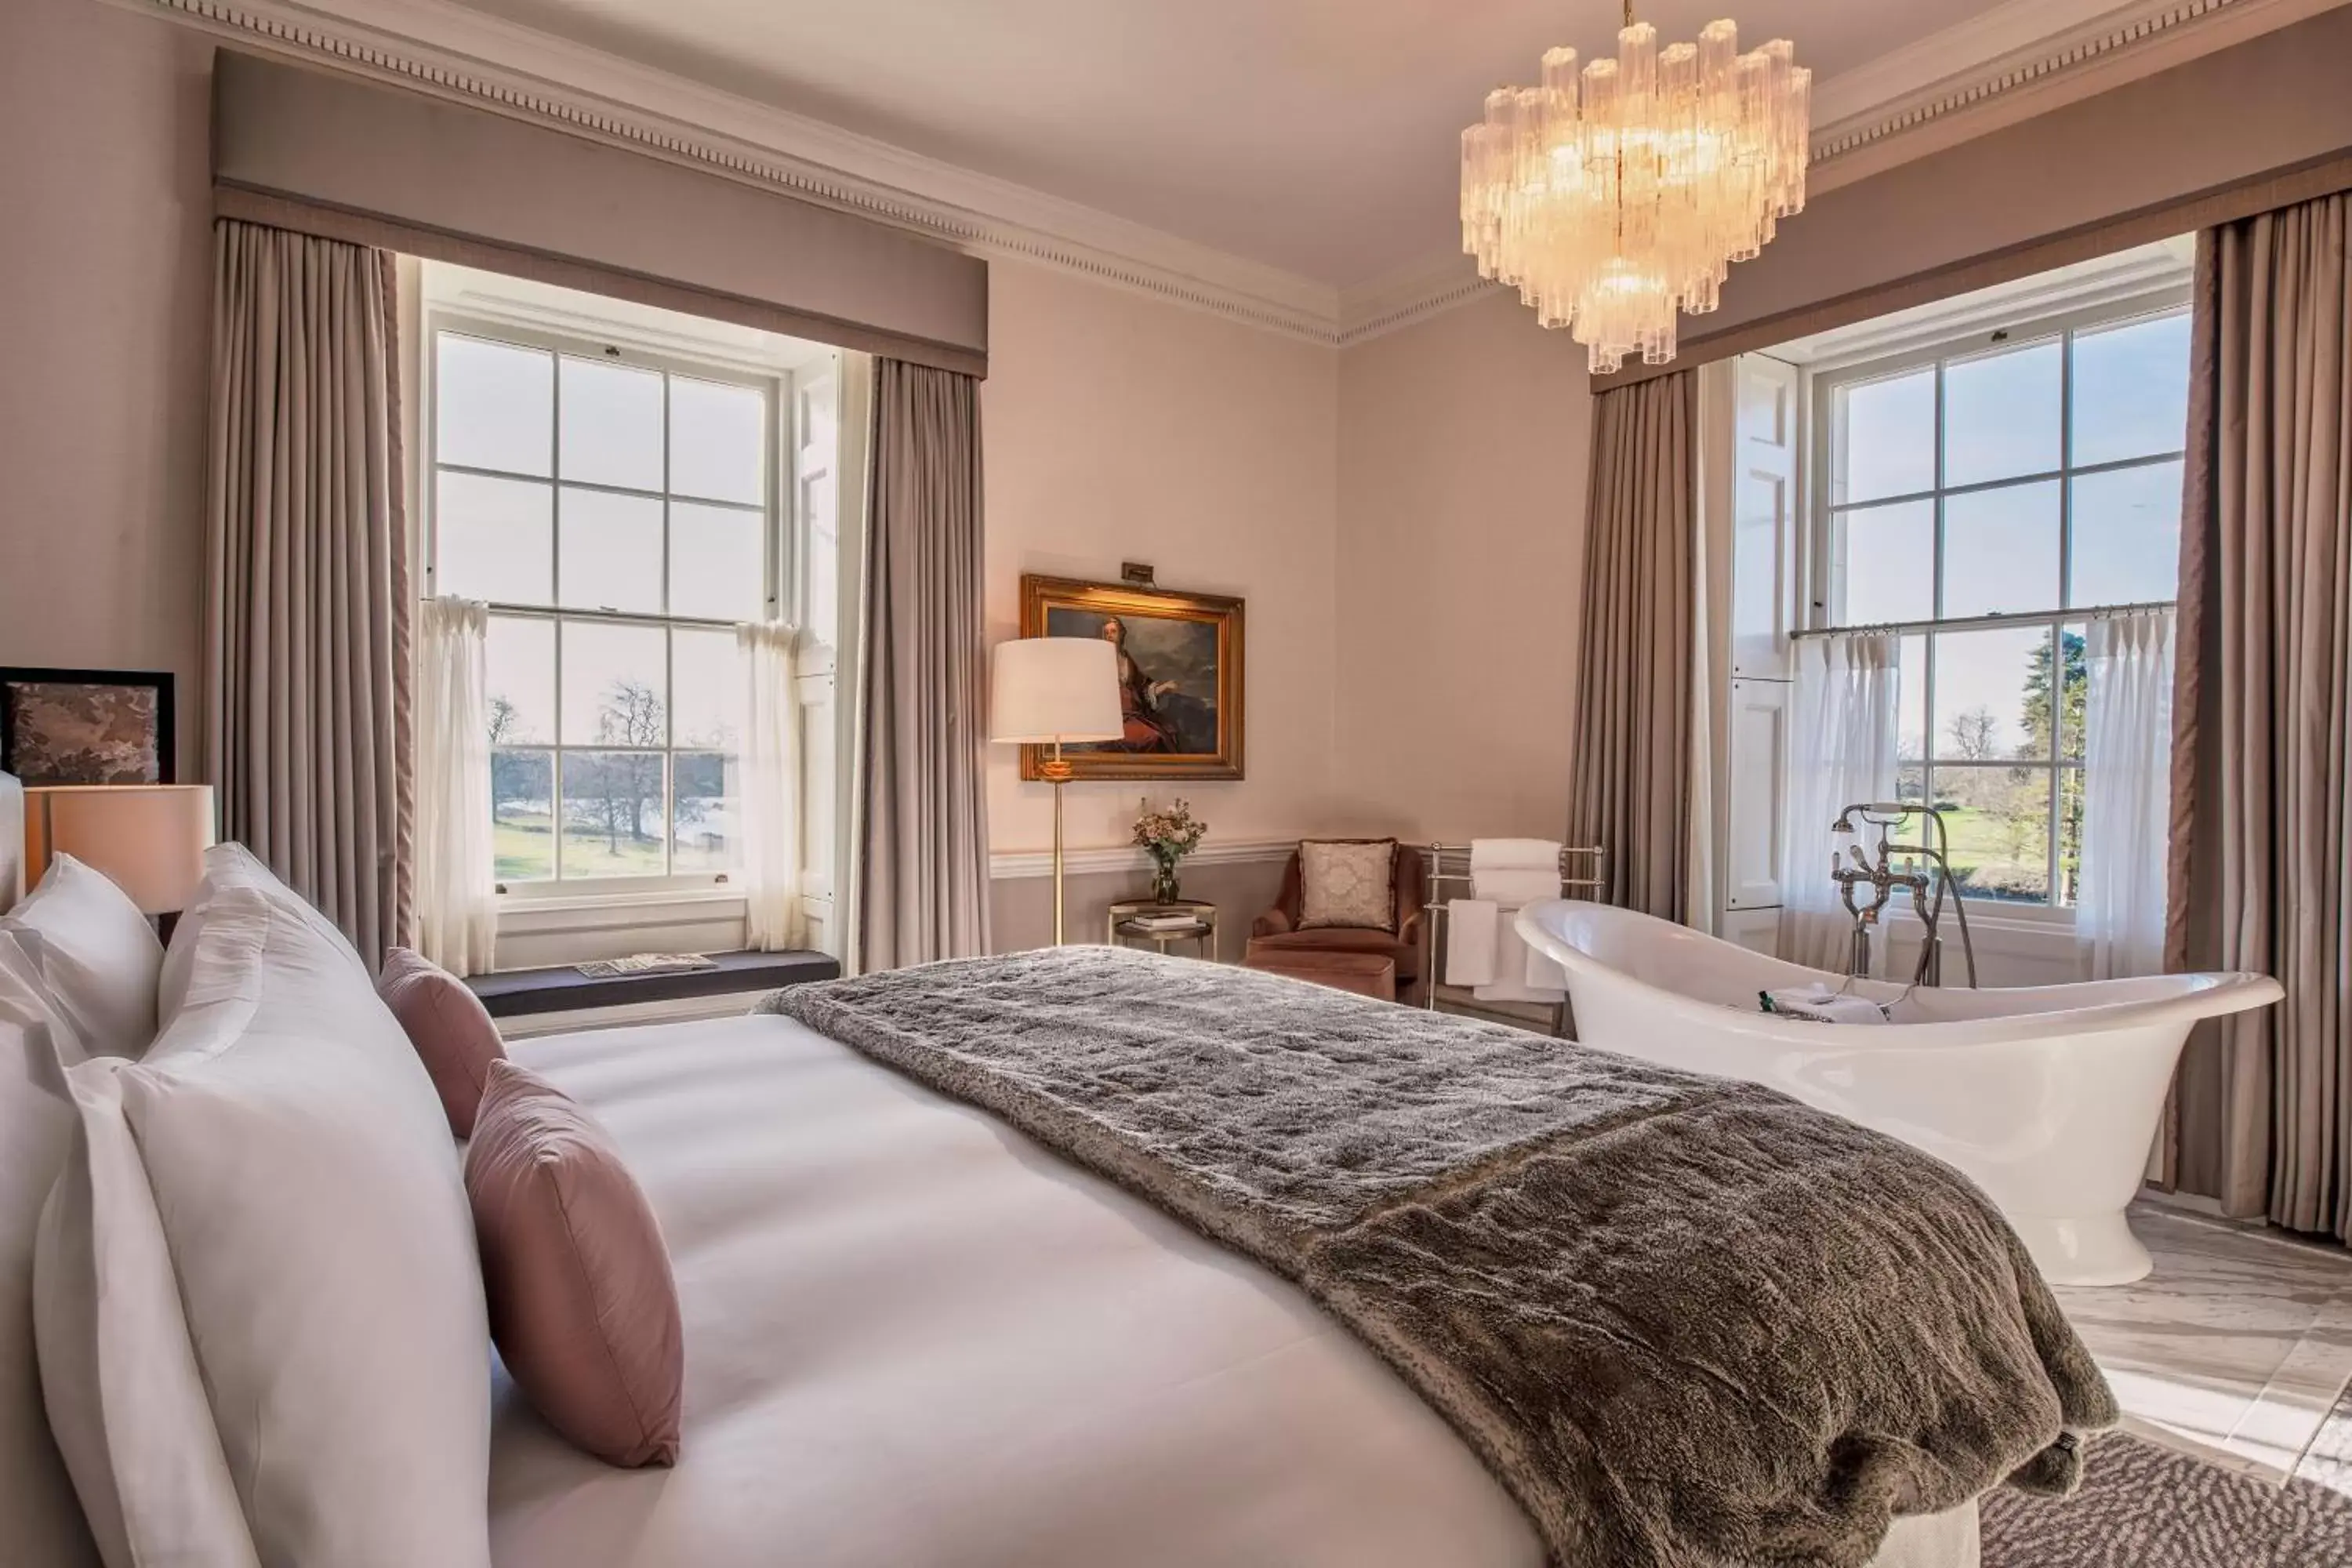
[2009,1210,2153,1288]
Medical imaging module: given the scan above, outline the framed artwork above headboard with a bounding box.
[0,668,176,786]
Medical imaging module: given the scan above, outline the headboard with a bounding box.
[0,771,24,913]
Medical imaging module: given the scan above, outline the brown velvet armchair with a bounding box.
[1249,842,1428,1005]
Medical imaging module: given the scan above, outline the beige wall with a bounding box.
[0,0,214,781]
[1332,292,1594,845]
[982,262,1342,858]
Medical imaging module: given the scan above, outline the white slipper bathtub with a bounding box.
[1517,900,2282,1287]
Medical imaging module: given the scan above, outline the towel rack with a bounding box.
[1421,844,1606,1033]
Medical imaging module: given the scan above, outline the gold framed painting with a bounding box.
[1018,575,1243,782]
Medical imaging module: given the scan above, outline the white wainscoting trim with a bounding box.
[990,837,1296,880]
[122,0,2299,352]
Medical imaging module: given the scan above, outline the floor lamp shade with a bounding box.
[26,785,218,915]
[989,637,1122,745]
[989,638,1120,948]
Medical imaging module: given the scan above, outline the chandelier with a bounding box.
[1460,5,1811,373]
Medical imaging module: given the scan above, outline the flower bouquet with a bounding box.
[1131,798,1207,906]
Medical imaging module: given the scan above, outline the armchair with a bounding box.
[1248,841,1427,1005]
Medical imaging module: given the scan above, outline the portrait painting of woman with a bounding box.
[1018,575,1243,781]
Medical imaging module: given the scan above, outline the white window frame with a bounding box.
[421,310,794,904]
[1801,284,2191,921]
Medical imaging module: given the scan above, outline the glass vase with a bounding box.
[1150,858,1182,906]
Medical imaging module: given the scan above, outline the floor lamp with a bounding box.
[990,637,1122,946]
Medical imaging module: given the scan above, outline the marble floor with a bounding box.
[2056,1203,2352,1483]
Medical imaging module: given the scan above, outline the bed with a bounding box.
[490,1012,1980,1568]
[9,829,2098,1568]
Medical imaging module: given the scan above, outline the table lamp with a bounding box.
[24,784,218,925]
[990,637,1120,945]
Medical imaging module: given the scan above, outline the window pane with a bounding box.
[1932,625,2051,763]
[1940,766,2052,905]
[1943,480,2060,619]
[560,621,667,746]
[1897,762,1927,804]
[670,628,745,750]
[1838,500,1933,625]
[437,336,550,477]
[1897,633,1927,762]
[670,378,765,505]
[670,503,766,622]
[485,616,555,745]
[558,489,664,615]
[558,358,662,491]
[2057,624,2088,764]
[2057,766,2085,906]
[490,749,554,883]
[2073,313,2190,466]
[1833,368,1934,504]
[560,752,667,878]
[2069,460,2182,607]
[672,752,739,872]
[436,473,552,605]
[1943,339,2060,488]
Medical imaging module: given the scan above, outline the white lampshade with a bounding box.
[26,785,217,915]
[990,637,1122,744]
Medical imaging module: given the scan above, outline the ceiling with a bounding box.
[434,0,2024,287]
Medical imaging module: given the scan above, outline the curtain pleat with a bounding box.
[205,220,411,968]
[856,360,990,970]
[1567,370,1697,921]
[2077,610,2176,982]
[412,599,495,976]
[739,622,805,953]
[1777,633,1900,975]
[2168,194,2352,1239]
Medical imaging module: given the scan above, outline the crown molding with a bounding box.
[122,0,1346,343]
[123,0,2330,352]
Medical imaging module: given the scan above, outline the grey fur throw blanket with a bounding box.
[760,946,2115,1568]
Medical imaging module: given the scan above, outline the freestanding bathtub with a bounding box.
[1517,900,2283,1287]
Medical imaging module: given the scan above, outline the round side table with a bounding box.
[1105,899,1218,960]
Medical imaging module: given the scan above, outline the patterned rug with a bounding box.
[1984,1383,2352,1566]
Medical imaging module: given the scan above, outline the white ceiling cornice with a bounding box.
[123,0,2332,351]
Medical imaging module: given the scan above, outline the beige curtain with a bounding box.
[206,220,412,967]
[856,359,990,970]
[1569,370,1697,921]
[2167,195,2352,1239]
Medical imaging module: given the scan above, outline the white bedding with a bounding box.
[495,1013,1977,1568]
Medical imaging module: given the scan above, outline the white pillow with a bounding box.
[158,843,366,1022]
[1,855,165,1059]
[0,962,100,1568]
[36,1036,253,1568]
[41,881,491,1568]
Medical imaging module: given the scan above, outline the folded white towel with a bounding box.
[1469,837,1562,874]
[1445,899,1499,987]
[1762,986,1889,1026]
[1471,866,1562,906]
[1476,908,1568,1004]
[1523,937,1568,993]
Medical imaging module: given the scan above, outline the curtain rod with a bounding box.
[1789,600,2176,642]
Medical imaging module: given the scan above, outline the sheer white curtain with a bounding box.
[738,622,804,951]
[412,597,495,975]
[1778,632,1900,974]
[2078,608,2174,979]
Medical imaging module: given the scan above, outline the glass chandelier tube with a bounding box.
[1461,15,1810,373]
